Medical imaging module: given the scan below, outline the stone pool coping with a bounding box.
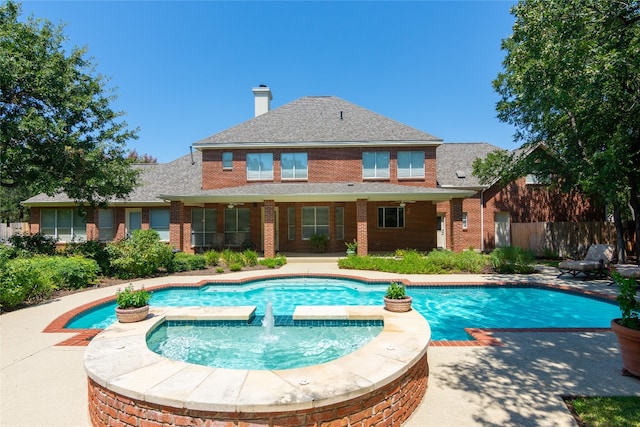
[84,305,430,413]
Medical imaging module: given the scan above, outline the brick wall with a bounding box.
[87,350,428,427]
[202,146,439,189]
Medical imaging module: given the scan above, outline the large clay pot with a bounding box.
[384,296,412,313]
[115,305,150,323]
[611,318,640,377]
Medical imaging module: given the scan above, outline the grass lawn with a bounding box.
[566,396,640,427]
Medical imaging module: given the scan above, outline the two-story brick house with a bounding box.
[23,86,602,257]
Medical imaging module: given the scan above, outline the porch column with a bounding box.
[263,200,275,258]
[356,198,368,256]
[450,198,463,252]
[170,201,184,252]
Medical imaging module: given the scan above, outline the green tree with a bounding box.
[474,0,640,263]
[0,1,139,208]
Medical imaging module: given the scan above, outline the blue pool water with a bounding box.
[67,277,620,340]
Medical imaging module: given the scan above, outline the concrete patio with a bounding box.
[2,258,640,426]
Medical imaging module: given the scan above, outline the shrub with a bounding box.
[338,250,489,274]
[229,262,243,271]
[309,233,328,252]
[36,256,99,289]
[216,267,224,273]
[242,249,258,267]
[106,230,173,279]
[220,248,243,267]
[115,284,151,309]
[8,233,57,256]
[204,250,220,266]
[0,258,57,310]
[63,240,111,276]
[259,254,287,268]
[490,247,536,274]
[171,252,207,272]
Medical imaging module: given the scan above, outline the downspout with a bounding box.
[480,188,486,253]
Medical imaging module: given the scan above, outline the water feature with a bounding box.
[261,300,276,341]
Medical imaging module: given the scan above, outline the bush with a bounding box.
[490,247,536,274]
[63,240,111,276]
[259,254,287,268]
[170,252,207,272]
[106,230,173,279]
[36,256,99,289]
[338,249,488,274]
[220,248,243,267]
[0,258,57,310]
[229,262,243,271]
[115,284,151,309]
[8,233,57,257]
[242,249,258,267]
[204,250,220,266]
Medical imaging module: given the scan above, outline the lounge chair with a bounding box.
[614,264,640,281]
[557,244,614,280]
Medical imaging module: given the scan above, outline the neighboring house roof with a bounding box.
[436,142,503,189]
[22,152,203,206]
[193,96,443,149]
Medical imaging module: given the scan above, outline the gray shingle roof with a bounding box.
[193,96,442,147]
[436,143,503,188]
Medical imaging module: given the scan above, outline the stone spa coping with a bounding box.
[83,305,430,413]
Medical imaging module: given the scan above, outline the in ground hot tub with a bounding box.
[84,305,430,427]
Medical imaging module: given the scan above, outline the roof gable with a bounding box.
[193,96,442,147]
[436,143,503,188]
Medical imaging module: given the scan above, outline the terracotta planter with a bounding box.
[611,318,640,377]
[116,305,150,323]
[384,296,412,313]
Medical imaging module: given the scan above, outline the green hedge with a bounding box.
[106,230,174,279]
[171,252,207,272]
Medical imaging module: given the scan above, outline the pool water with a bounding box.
[67,277,619,340]
[147,320,384,370]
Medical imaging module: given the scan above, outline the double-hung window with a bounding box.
[40,208,87,242]
[281,152,308,180]
[462,212,468,230]
[150,208,170,241]
[98,209,114,241]
[246,153,273,180]
[192,208,217,246]
[301,206,329,239]
[222,152,233,170]
[362,152,390,179]
[397,151,425,179]
[378,207,404,228]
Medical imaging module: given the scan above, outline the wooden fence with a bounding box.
[0,222,29,242]
[510,222,617,258]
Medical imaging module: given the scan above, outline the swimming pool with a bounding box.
[67,277,619,340]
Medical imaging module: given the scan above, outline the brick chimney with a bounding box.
[252,85,272,117]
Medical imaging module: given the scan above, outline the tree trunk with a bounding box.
[614,202,626,264]
[630,176,640,266]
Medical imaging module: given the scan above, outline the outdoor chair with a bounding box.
[557,244,615,280]
[613,264,640,282]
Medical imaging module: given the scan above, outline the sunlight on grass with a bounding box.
[569,396,640,427]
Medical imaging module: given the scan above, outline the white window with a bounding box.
[397,151,425,178]
[98,209,114,241]
[362,152,390,179]
[40,208,86,242]
[378,207,404,228]
[222,152,233,170]
[281,152,308,180]
[335,207,344,240]
[288,206,296,240]
[150,208,170,241]
[191,208,217,246]
[301,206,329,239]
[246,153,273,180]
[224,208,250,246]
[462,212,468,230]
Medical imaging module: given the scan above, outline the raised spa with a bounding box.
[84,305,430,427]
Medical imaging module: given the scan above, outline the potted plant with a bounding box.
[115,284,151,323]
[309,233,328,253]
[345,240,358,255]
[610,268,640,376]
[383,282,412,312]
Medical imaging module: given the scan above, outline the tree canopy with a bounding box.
[473,0,640,261]
[0,1,139,214]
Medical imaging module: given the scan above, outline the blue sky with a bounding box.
[19,1,519,163]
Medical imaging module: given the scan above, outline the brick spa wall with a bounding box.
[87,352,429,427]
